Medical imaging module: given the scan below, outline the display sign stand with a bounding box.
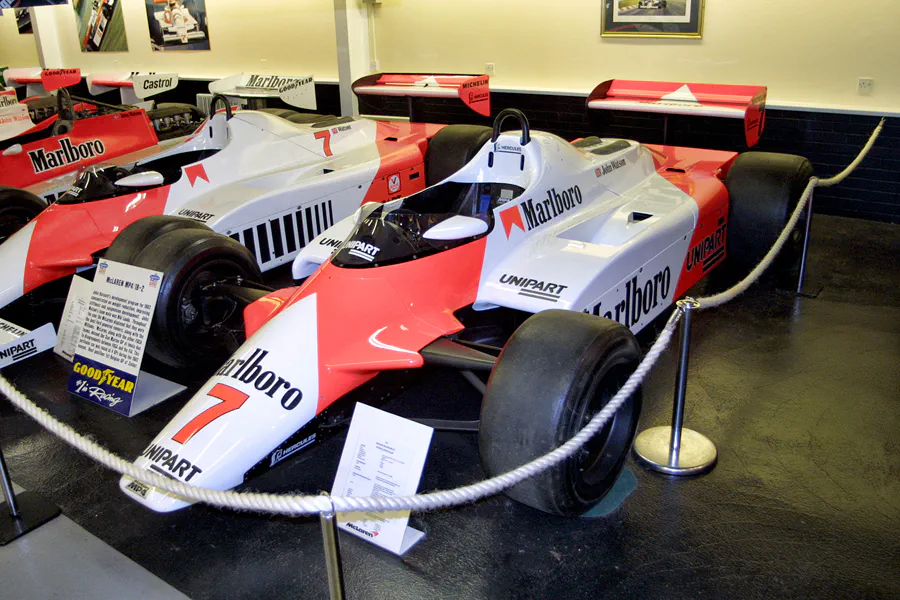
[331,403,434,556]
[59,262,185,416]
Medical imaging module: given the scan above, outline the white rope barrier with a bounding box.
[0,117,885,516]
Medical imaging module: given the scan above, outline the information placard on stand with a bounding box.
[63,261,185,416]
[331,403,434,555]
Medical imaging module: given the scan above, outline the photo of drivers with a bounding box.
[73,0,129,52]
[145,0,211,51]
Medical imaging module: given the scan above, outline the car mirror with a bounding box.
[2,144,22,156]
[423,215,489,241]
[115,171,164,187]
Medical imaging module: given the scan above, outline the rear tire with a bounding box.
[425,125,493,186]
[479,310,642,517]
[105,216,211,265]
[131,229,261,369]
[725,152,814,276]
[0,187,47,243]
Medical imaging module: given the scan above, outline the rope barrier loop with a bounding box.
[0,116,886,516]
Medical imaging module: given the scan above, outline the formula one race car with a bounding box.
[118,106,812,516]
[0,68,204,192]
[0,74,491,355]
[637,0,667,8]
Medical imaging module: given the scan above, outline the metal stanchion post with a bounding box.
[319,497,346,600]
[633,298,717,475]
[796,187,815,296]
[0,437,61,546]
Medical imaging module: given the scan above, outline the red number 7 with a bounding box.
[315,130,333,157]
[172,383,249,445]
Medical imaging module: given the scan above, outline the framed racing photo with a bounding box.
[601,0,705,38]
[145,0,211,52]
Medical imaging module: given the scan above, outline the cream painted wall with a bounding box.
[25,0,339,80]
[0,10,40,68]
[371,0,900,112]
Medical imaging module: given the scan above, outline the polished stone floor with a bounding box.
[1,214,898,600]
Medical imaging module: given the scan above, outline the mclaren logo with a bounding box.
[28,138,106,174]
[500,185,582,238]
[215,348,303,410]
[346,523,377,538]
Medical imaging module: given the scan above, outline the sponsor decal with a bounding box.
[494,142,521,154]
[345,240,379,262]
[270,434,317,467]
[0,338,37,362]
[596,158,626,177]
[586,267,672,327]
[246,74,312,91]
[214,348,304,410]
[0,94,17,109]
[499,273,568,303]
[28,138,106,174]
[143,77,173,90]
[346,522,378,538]
[177,208,215,222]
[687,221,727,273]
[388,173,401,194]
[318,237,343,248]
[149,274,160,288]
[140,443,203,482]
[0,321,28,338]
[126,480,149,498]
[499,185,583,238]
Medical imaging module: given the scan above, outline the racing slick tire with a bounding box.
[479,310,642,517]
[0,187,47,243]
[725,152,814,275]
[130,229,262,369]
[425,125,493,185]
[105,216,211,265]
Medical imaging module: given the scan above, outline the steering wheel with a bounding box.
[209,94,233,120]
[52,89,75,136]
[491,108,531,146]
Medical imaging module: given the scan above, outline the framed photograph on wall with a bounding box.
[73,0,129,52]
[601,0,704,38]
[145,0,211,52]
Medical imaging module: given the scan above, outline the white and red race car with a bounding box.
[0,74,491,359]
[116,92,812,516]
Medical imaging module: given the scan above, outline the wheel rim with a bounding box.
[171,258,251,360]
[571,359,639,500]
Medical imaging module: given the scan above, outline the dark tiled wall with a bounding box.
[359,88,899,224]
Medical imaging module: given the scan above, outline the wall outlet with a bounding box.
[370,60,379,72]
[858,77,874,95]
[485,63,496,76]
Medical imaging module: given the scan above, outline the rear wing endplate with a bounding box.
[587,79,767,147]
[3,68,81,97]
[86,72,179,104]
[208,73,316,110]
[352,73,490,118]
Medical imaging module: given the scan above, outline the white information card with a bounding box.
[331,403,434,555]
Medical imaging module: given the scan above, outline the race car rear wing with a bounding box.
[352,73,491,119]
[587,79,767,147]
[86,72,179,105]
[3,68,82,96]
[208,73,316,110]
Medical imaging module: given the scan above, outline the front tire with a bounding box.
[131,229,261,369]
[0,187,47,243]
[479,310,642,517]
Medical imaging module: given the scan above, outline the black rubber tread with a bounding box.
[725,152,814,272]
[105,216,211,266]
[479,310,642,517]
[0,187,48,243]
[132,229,261,369]
[425,125,493,186]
